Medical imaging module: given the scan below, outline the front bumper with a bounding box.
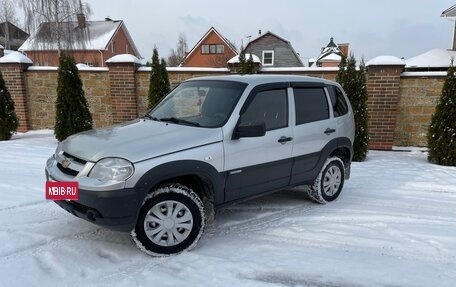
[52,187,139,231]
[45,158,141,232]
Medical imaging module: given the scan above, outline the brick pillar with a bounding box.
[0,52,33,132]
[106,55,141,124]
[366,56,405,150]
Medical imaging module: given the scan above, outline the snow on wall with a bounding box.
[366,55,405,66]
[401,71,447,77]
[105,54,141,64]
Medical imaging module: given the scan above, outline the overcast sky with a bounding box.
[84,0,455,64]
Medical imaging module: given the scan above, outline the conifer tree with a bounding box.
[336,54,370,161]
[148,48,170,108]
[238,47,247,74]
[238,47,256,74]
[427,61,456,166]
[0,70,19,140]
[54,53,93,141]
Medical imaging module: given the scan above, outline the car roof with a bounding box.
[185,74,340,87]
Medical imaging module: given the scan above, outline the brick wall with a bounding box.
[366,65,403,150]
[0,58,446,149]
[25,68,112,129]
[106,62,139,124]
[394,73,445,146]
[0,63,31,132]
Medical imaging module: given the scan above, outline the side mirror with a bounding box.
[232,121,266,139]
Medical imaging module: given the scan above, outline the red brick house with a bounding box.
[182,27,237,68]
[19,15,140,67]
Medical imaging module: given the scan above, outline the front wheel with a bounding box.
[307,157,345,204]
[132,184,205,256]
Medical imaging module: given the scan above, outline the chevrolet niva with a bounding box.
[45,75,355,256]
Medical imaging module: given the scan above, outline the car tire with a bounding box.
[132,184,205,256]
[307,157,345,204]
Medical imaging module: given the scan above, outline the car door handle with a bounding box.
[278,136,293,144]
[324,128,336,135]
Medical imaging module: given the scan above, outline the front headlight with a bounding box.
[89,158,134,182]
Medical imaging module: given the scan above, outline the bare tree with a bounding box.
[0,0,19,49]
[167,33,188,67]
[19,0,91,52]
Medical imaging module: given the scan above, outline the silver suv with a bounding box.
[45,75,355,256]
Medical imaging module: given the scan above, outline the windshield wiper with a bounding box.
[143,114,159,121]
[159,117,200,127]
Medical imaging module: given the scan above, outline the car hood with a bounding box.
[61,119,223,163]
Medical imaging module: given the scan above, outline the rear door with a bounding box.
[224,83,294,201]
[290,83,337,185]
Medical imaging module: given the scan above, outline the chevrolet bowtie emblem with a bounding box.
[61,158,71,169]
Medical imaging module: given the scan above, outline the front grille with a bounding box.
[63,152,87,165]
[57,152,87,177]
[57,162,79,176]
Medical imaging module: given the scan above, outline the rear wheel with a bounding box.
[132,184,205,256]
[307,157,345,204]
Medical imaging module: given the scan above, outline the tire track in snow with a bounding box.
[206,200,318,238]
[0,227,103,263]
[0,200,47,212]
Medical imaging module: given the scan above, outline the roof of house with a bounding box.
[244,31,303,66]
[19,19,140,57]
[441,4,456,17]
[183,27,238,63]
[406,48,456,68]
[316,37,344,63]
[0,21,29,39]
[246,31,291,47]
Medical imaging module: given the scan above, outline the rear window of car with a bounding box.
[294,88,329,125]
[328,85,349,117]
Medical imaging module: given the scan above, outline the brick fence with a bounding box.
[0,54,446,149]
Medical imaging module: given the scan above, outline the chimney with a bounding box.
[259,29,262,35]
[77,13,86,28]
[338,43,350,56]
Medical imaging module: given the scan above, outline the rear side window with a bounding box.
[294,88,329,125]
[241,89,288,131]
[328,85,349,117]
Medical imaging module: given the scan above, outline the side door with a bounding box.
[290,83,337,185]
[224,83,294,202]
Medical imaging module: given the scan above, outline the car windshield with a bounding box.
[147,80,247,128]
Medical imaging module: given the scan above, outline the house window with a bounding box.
[201,44,225,54]
[262,50,274,66]
[216,44,224,54]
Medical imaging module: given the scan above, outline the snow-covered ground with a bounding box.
[1,130,455,287]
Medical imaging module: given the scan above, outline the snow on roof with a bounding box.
[315,38,345,64]
[227,54,261,64]
[106,54,141,64]
[441,4,456,17]
[405,49,456,68]
[366,55,405,66]
[319,53,341,62]
[0,44,3,49]
[19,20,140,57]
[0,51,33,64]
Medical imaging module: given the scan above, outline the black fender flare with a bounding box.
[134,160,225,207]
[317,137,353,175]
